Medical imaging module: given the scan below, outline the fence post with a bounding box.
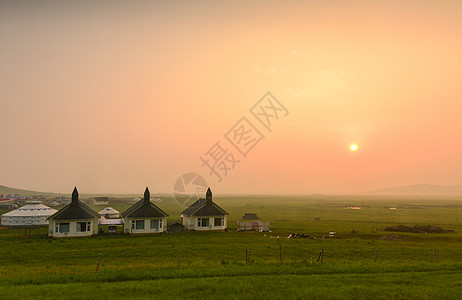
[96,254,101,273]
[436,248,439,263]
[248,248,251,265]
[245,248,248,265]
[317,248,323,263]
[279,244,283,264]
[178,250,182,268]
[374,249,378,262]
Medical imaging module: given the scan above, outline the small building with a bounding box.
[168,221,185,233]
[98,207,120,219]
[1,200,58,227]
[237,213,270,231]
[181,188,228,231]
[242,213,259,220]
[92,197,109,206]
[47,187,100,238]
[121,187,169,235]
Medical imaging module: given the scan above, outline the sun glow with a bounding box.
[350,144,358,151]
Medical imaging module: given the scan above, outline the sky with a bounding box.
[1,0,462,195]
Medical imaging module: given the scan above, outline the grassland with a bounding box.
[1,195,462,299]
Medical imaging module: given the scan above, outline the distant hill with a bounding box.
[0,185,59,197]
[370,184,462,196]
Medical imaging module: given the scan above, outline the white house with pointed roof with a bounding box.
[47,187,100,238]
[121,187,169,235]
[181,188,228,231]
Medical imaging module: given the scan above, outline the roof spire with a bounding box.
[144,187,150,203]
[206,187,212,203]
[72,187,78,204]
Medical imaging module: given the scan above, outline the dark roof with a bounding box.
[121,199,169,218]
[48,187,99,221]
[48,193,99,221]
[181,198,229,216]
[168,221,184,227]
[242,213,259,220]
[122,187,169,218]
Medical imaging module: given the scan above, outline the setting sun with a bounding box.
[350,144,358,151]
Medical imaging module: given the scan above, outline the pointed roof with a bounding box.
[144,187,150,203]
[206,187,212,202]
[48,187,99,221]
[121,187,169,218]
[71,187,78,204]
[181,188,228,217]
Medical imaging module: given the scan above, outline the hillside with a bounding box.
[0,185,59,197]
[0,185,141,199]
[370,184,462,196]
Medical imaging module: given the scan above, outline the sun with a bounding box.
[350,144,358,151]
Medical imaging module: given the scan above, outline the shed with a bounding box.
[237,212,270,232]
[168,221,185,233]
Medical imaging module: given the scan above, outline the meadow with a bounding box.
[1,195,462,299]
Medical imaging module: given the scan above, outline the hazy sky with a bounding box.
[1,0,462,195]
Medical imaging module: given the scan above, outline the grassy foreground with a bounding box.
[1,195,462,299]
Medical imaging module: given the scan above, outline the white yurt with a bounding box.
[98,207,120,219]
[1,200,58,227]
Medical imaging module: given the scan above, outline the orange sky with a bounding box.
[1,0,462,195]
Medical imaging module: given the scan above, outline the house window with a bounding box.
[57,223,70,233]
[198,218,209,227]
[132,220,145,230]
[87,222,91,232]
[150,219,159,230]
[214,217,223,227]
[77,222,87,232]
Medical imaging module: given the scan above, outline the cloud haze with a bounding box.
[1,0,461,194]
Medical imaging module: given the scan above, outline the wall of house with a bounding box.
[48,218,98,238]
[122,217,167,235]
[1,215,50,226]
[182,215,227,231]
[181,215,192,230]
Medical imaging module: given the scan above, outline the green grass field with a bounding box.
[1,195,462,299]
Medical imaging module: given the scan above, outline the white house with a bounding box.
[181,188,228,231]
[237,213,270,231]
[121,187,168,235]
[47,187,99,238]
[1,200,57,227]
[92,197,109,206]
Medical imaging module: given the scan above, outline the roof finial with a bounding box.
[72,187,78,204]
[206,187,212,203]
[144,187,150,203]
